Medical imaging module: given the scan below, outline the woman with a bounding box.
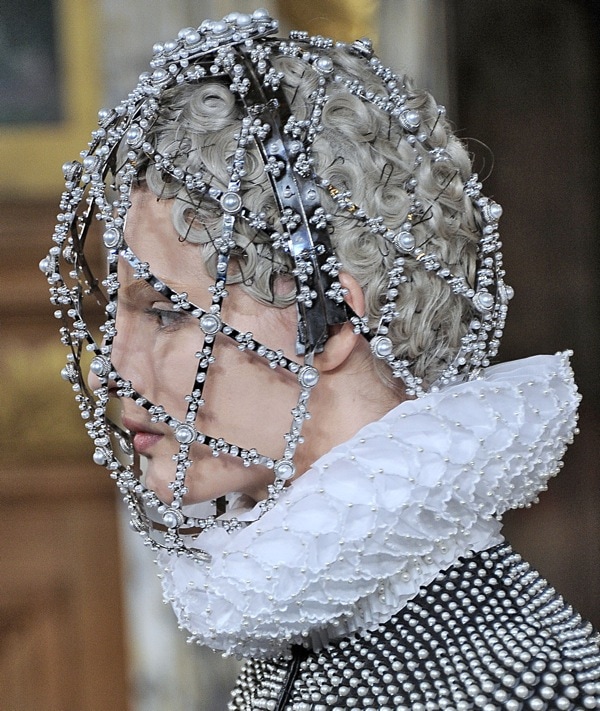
[41,10,600,709]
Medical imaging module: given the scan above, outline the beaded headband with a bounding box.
[41,9,512,557]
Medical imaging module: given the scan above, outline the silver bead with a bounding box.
[103,227,122,249]
[174,423,196,444]
[220,191,243,214]
[371,335,393,359]
[90,355,111,378]
[274,459,295,481]
[162,508,184,528]
[200,313,221,335]
[298,365,320,389]
[351,37,374,59]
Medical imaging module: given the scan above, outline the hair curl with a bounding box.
[133,44,482,390]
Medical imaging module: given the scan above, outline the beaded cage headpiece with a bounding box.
[41,9,512,558]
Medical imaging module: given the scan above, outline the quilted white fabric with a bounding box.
[157,353,580,657]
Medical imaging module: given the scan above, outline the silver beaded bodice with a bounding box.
[228,544,600,710]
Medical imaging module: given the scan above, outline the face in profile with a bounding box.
[92,188,303,507]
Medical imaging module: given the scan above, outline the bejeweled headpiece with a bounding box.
[41,9,512,558]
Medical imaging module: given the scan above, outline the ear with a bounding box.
[314,271,367,373]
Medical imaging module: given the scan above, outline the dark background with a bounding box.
[454,0,600,625]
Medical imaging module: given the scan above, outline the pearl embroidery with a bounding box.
[228,545,600,711]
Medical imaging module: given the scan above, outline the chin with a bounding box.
[142,464,177,505]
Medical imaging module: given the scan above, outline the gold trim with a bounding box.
[0,0,101,198]
[276,0,379,44]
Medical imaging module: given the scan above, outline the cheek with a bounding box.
[142,434,276,504]
[198,336,300,456]
[151,327,205,419]
[184,447,275,502]
[222,286,299,360]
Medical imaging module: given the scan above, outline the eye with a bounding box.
[145,305,189,331]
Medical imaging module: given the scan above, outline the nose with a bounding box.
[87,307,147,396]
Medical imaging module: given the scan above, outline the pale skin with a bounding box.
[90,189,405,506]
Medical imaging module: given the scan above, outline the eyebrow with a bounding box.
[121,279,162,303]
[120,277,190,304]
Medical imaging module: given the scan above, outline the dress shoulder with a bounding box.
[228,543,600,710]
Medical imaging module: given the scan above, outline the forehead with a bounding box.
[125,188,177,255]
[123,189,210,291]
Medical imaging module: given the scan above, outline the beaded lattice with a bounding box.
[41,10,513,552]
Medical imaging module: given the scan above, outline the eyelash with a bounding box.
[145,306,189,331]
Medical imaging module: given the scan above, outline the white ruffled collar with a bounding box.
[157,353,580,657]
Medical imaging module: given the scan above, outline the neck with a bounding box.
[295,345,406,476]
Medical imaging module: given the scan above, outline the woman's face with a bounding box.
[99,189,301,505]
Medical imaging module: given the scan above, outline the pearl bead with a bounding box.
[371,335,393,358]
[395,231,415,251]
[93,448,106,465]
[399,108,420,131]
[183,30,200,46]
[103,227,122,249]
[200,313,221,335]
[275,459,295,481]
[90,355,111,378]
[298,365,320,389]
[482,201,503,222]
[315,56,334,74]
[126,124,144,147]
[252,8,271,20]
[174,423,195,444]
[211,21,228,35]
[473,291,495,312]
[220,191,243,214]
[162,508,184,528]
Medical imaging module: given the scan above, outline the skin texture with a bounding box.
[90,189,405,506]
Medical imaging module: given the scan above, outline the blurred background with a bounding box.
[1,1,598,709]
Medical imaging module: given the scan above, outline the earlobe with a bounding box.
[315,272,366,373]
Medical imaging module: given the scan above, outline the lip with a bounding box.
[122,416,164,454]
[132,431,164,454]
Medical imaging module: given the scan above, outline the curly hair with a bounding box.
[134,43,482,390]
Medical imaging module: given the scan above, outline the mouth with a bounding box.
[122,417,164,455]
[132,431,164,454]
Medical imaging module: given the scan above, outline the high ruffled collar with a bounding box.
[157,353,580,658]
